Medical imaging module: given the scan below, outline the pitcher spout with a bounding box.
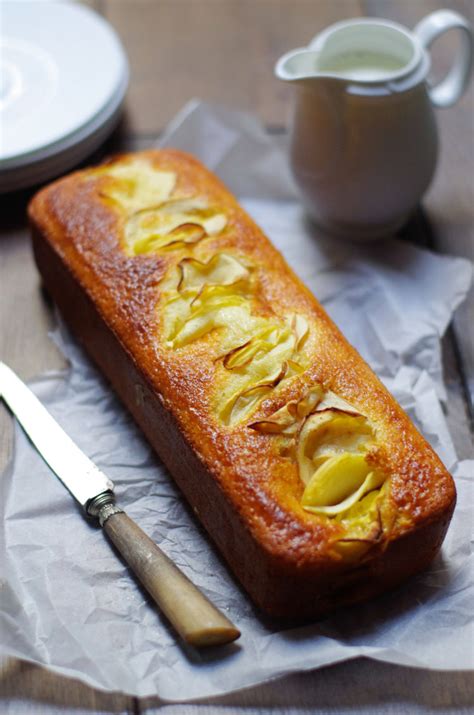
[275,48,330,87]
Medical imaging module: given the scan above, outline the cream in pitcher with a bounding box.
[275,10,473,240]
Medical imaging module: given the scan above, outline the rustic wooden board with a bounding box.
[103,0,363,133]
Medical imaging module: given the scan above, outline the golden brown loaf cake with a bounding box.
[29,150,456,619]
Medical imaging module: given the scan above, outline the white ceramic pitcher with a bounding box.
[275,10,473,240]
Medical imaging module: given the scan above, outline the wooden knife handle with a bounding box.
[101,509,240,647]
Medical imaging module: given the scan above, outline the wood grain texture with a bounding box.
[1,0,473,712]
[139,659,474,714]
[1,657,474,714]
[0,658,133,714]
[103,0,362,133]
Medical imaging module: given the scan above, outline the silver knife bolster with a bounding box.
[87,490,124,527]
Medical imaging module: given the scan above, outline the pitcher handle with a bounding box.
[414,9,473,108]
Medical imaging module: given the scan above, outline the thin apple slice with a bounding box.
[100,159,177,213]
[289,314,309,350]
[297,410,374,483]
[178,253,249,292]
[302,454,384,516]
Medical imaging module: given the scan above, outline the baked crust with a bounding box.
[29,150,455,618]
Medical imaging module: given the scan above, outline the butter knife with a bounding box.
[0,361,240,647]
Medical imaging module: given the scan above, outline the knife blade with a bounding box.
[0,362,114,508]
[0,361,240,647]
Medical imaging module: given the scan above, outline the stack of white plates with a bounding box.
[0,1,129,193]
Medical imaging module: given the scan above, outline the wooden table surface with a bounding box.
[0,1,473,713]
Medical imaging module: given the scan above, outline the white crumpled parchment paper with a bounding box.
[0,100,473,700]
